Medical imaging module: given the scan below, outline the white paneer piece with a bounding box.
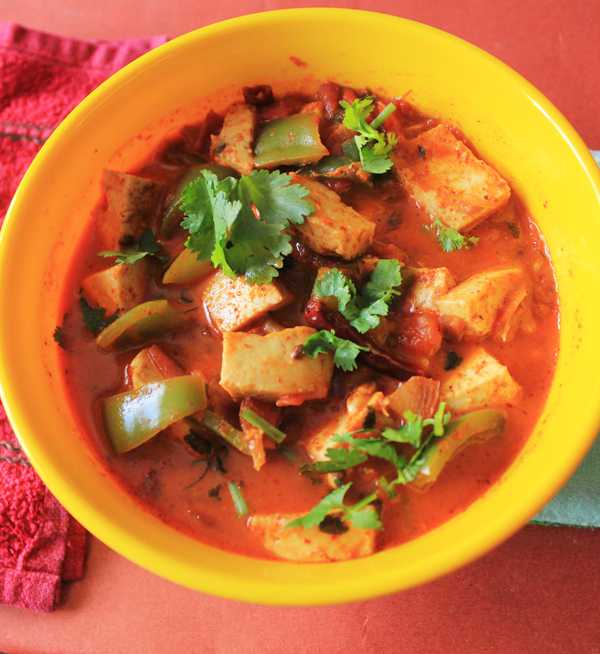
[435,266,525,340]
[210,103,256,175]
[220,326,334,404]
[397,124,511,232]
[98,170,163,251]
[248,512,378,562]
[440,347,521,413]
[203,271,292,332]
[304,383,378,463]
[403,266,456,311]
[292,175,375,260]
[81,261,147,315]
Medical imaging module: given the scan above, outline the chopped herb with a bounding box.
[208,484,222,500]
[313,260,402,334]
[227,481,249,517]
[240,408,286,444]
[287,483,382,531]
[382,411,425,447]
[303,404,452,496]
[303,329,368,372]
[417,145,427,159]
[79,296,118,335]
[445,350,463,370]
[340,97,398,174]
[53,326,67,349]
[99,228,165,264]
[180,169,314,284]
[428,218,479,253]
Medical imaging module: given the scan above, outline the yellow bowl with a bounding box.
[1,9,600,605]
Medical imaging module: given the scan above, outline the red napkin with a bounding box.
[0,22,167,612]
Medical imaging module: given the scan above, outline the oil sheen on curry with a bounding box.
[59,83,558,562]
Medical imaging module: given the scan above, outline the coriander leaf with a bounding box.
[314,260,402,334]
[302,446,368,473]
[79,296,117,335]
[382,411,424,447]
[227,481,249,517]
[137,228,162,255]
[313,269,355,314]
[303,329,368,372]
[361,258,403,305]
[286,483,352,529]
[181,169,313,284]
[340,97,398,174]
[429,218,479,253]
[98,228,165,264]
[98,250,148,265]
[53,326,66,349]
[181,171,241,277]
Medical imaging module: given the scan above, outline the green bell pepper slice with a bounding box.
[160,163,237,238]
[411,409,506,490]
[254,113,329,168]
[103,375,207,453]
[162,247,213,285]
[96,299,191,351]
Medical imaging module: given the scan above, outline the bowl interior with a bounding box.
[1,9,600,604]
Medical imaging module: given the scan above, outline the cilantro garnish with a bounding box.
[99,228,164,264]
[303,403,452,493]
[286,483,382,531]
[303,329,368,372]
[313,260,402,334]
[428,218,479,253]
[79,296,118,335]
[340,97,398,174]
[180,169,314,284]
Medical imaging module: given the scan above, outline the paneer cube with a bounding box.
[435,266,525,340]
[98,170,164,251]
[440,347,521,413]
[304,383,378,463]
[403,266,456,311]
[127,345,184,389]
[397,124,511,231]
[81,261,147,315]
[203,271,292,332]
[220,326,334,404]
[210,103,256,175]
[292,176,375,260]
[248,512,378,562]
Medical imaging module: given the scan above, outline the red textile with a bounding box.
[0,22,166,611]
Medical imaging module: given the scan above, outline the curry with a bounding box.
[57,82,558,562]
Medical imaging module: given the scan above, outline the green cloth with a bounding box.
[532,150,600,526]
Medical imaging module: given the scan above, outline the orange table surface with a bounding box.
[1,1,600,653]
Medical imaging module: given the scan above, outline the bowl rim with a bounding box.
[1,7,600,605]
